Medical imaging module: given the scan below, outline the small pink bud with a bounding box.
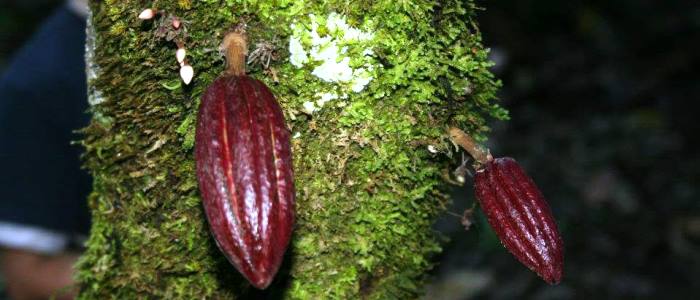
[172,18,181,29]
[138,9,155,20]
[176,48,186,64]
[180,64,194,85]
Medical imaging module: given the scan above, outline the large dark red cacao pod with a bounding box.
[474,157,563,284]
[195,74,295,289]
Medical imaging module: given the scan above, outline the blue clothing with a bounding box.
[0,6,90,252]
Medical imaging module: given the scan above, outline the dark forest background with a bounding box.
[430,1,699,299]
[1,1,698,299]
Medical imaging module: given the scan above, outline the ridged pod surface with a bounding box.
[474,157,563,284]
[195,74,294,289]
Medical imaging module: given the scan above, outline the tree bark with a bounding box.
[76,1,505,298]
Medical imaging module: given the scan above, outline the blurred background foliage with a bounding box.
[1,0,698,299]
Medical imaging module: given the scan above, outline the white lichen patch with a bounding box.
[350,67,373,93]
[302,101,316,114]
[311,57,353,83]
[316,92,339,107]
[289,12,376,114]
[289,37,308,68]
[86,11,106,106]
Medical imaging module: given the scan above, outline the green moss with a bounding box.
[77,0,506,299]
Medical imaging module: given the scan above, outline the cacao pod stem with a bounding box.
[221,28,248,76]
[448,127,491,167]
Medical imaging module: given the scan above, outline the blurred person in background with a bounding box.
[0,0,90,299]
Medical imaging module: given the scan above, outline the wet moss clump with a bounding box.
[77,0,506,298]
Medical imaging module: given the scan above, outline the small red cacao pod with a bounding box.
[474,157,563,284]
[195,74,295,289]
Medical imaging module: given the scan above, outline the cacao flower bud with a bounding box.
[195,30,295,289]
[179,64,193,85]
[474,157,563,284]
[138,8,155,20]
[176,47,186,65]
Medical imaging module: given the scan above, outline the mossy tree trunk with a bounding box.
[76,0,505,298]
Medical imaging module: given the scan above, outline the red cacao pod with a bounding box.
[474,157,563,284]
[195,74,295,289]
